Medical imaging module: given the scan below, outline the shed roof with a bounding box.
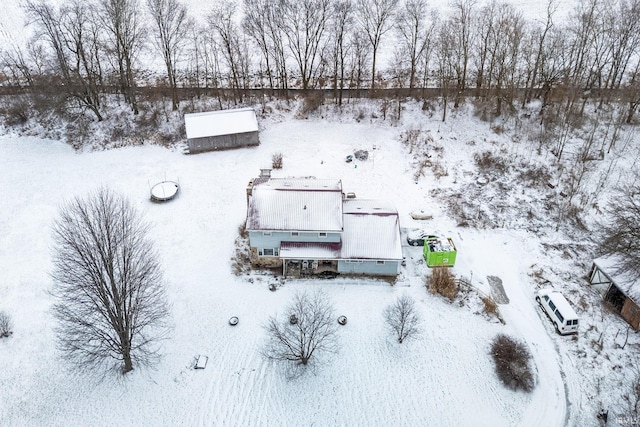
[594,255,640,303]
[184,108,259,139]
[246,178,343,232]
[341,199,402,260]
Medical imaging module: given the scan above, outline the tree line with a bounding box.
[1,0,639,123]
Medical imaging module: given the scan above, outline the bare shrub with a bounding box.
[263,290,339,369]
[431,161,449,179]
[272,152,283,169]
[51,188,170,374]
[427,267,458,301]
[384,294,422,343]
[517,162,552,188]
[491,334,535,392]
[0,96,31,126]
[231,224,251,276]
[299,91,325,116]
[474,151,509,175]
[0,311,13,338]
[481,296,498,316]
[481,296,505,323]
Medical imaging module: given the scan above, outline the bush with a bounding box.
[491,334,535,392]
[474,151,509,175]
[299,91,325,116]
[0,311,13,338]
[272,152,283,169]
[427,267,458,301]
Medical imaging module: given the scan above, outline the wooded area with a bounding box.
[1,0,639,123]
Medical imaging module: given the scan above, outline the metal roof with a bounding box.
[341,199,402,260]
[184,108,259,139]
[246,178,343,232]
[594,255,640,303]
[280,242,342,259]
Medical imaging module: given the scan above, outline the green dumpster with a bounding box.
[424,237,457,267]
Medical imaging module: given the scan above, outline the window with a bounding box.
[549,301,556,311]
[291,232,299,237]
[263,231,272,236]
[555,311,564,323]
[259,248,278,257]
[376,260,385,265]
[319,232,327,238]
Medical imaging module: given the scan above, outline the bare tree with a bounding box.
[99,0,143,114]
[23,0,104,120]
[394,0,433,90]
[280,0,331,90]
[147,0,191,110]
[450,0,475,107]
[51,188,170,374]
[355,0,399,90]
[487,3,524,116]
[263,290,339,368]
[243,0,276,89]
[0,311,13,338]
[384,294,421,343]
[325,1,353,104]
[208,1,249,104]
[522,0,557,107]
[599,171,640,282]
[436,20,456,121]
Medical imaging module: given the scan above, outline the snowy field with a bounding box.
[2,99,638,426]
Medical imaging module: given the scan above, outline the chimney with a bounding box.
[260,168,272,178]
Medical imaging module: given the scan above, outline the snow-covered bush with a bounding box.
[491,334,535,392]
[427,267,458,302]
[0,311,13,338]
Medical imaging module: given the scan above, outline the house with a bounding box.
[184,107,259,153]
[245,172,403,277]
[589,255,640,329]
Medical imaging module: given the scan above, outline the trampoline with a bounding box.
[150,181,180,202]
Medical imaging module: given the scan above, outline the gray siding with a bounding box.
[187,131,259,153]
[338,260,400,276]
[249,230,341,249]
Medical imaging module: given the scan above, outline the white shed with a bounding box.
[184,107,259,153]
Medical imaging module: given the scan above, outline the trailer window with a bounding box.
[555,311,564,323]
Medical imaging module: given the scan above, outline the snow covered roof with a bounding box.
[246,178,344,232]
[184,108,259,139]
[341,199,402,260]
[594,255,640,303]
[280,242,342,259]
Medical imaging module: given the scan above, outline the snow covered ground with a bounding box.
[2,99,638,426]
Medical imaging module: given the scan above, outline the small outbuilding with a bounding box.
[184,107,259,154]
[589,256,640,329]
